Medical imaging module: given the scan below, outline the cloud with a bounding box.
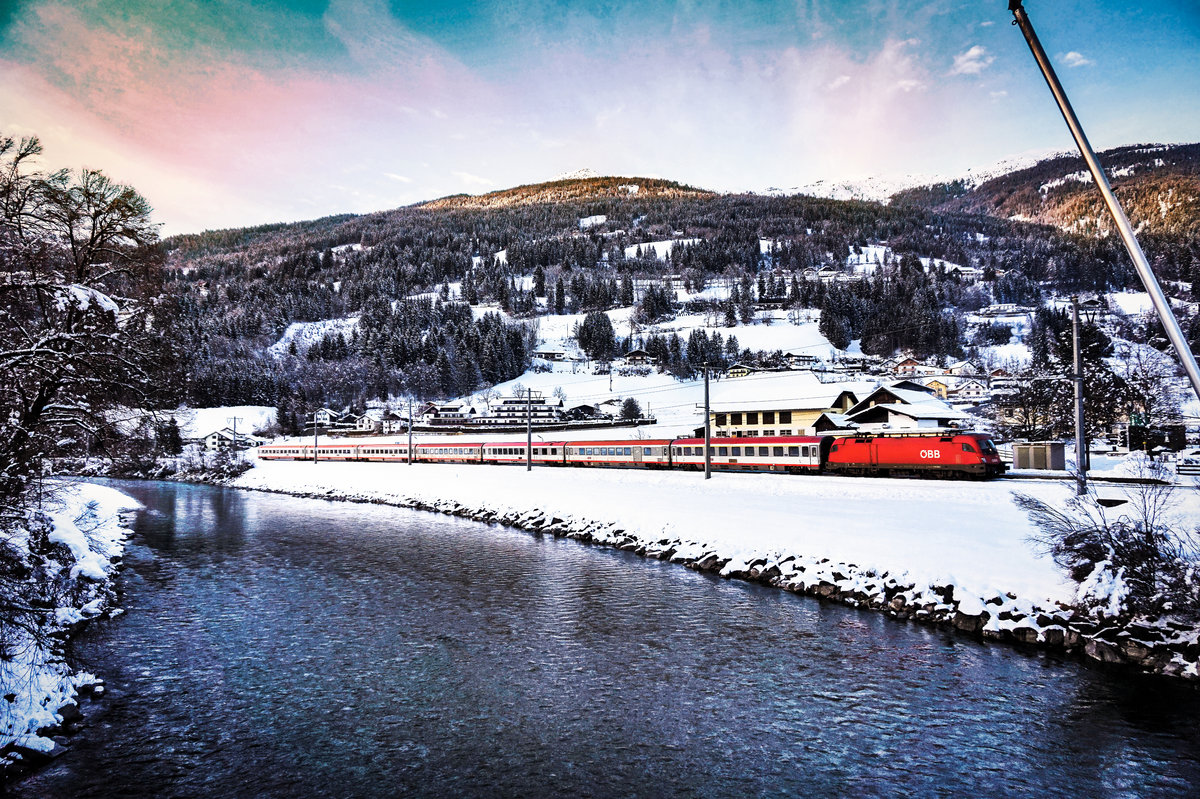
[1059,51,1094,68]
[949,45,994,76]
[384,173,412,183]
[452,171,494,188]
[826,74,851,91]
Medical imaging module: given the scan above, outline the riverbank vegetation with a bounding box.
[1,133,165,762]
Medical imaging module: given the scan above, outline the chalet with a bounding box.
[725,363,757,379]
[785,351,821,370]
[944,360,981,377]
[979,303,1034,318]
[843,384,968,431]
[622,349,658,367]
[312,407,340,427]
[381,411,409,434]
[480,392,564,424]
[532,347,575,362]
[920,378,950,400]
[421,403,476,426]
[565,404,603,421]
[354,412,382,433]
[811,412,857,434]
[948,379,990,404]
[202,427,261,452]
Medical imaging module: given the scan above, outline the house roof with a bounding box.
[707,371,862,413]
[846,403,970,422]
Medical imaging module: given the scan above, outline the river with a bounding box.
[13,480,1200,797]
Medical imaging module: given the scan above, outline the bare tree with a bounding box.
[1112,340,1184,430]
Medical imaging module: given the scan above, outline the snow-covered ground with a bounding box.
[173,406,278,439]
[1,482,139,762]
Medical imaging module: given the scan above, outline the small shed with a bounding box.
[1013,441,1066,470]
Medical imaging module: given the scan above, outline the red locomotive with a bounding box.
[824,432,1005,479]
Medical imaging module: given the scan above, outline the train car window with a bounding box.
[788,446,799,457]
[758,446,769,456]
[708,447,716,456]
[718,447,728,456]
[643,448,651,456]
[732,447,741,456]
[962,443,977,453]
[773,446,784,457]
[624,447,632,456]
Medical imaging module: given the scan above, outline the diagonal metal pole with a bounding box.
[1009,0,1200,405]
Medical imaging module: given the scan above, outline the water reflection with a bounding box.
[13,481,1200,798]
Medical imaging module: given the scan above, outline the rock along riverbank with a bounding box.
[212,460,1200,684]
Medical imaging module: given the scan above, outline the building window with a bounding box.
[763,411,775,424]
[763,430,774,437]
[780,429,791,436]
[747,412,759,425]
[731,413,743,425]
[780,411,792,423]
[715,413,727,426]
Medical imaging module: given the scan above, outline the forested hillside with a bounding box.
[161,156,1200,420]
[892,143,1200,239]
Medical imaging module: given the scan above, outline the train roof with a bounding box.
[559,439,675,447]
[673,435,825,445]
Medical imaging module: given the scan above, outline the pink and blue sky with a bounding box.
[1,0,1197,235]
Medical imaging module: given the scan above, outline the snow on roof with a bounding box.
[708,372,858,412]
[847,403,971,422]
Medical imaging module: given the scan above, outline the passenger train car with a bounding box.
[259,431,1006,480]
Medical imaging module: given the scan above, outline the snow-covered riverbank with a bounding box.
[1,482,139,770]
[233,459,1200,679]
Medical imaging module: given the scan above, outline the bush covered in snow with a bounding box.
[1015,466,1200,619]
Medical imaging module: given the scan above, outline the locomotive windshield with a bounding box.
[977,438,998,455]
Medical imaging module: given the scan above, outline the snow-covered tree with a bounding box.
[1,133,168,504]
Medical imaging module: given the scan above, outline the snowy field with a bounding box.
[173,405,278,438]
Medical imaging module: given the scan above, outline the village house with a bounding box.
[202,427,262,452]
[948,379,991,404]
[708,372,861,437]
[420,402,477,426]
[479,392,564,424]
[842,384,968,431]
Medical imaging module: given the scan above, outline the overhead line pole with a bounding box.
[704,364,712,480]
[1071,297,1087,496]
[1009,0,1200,405]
